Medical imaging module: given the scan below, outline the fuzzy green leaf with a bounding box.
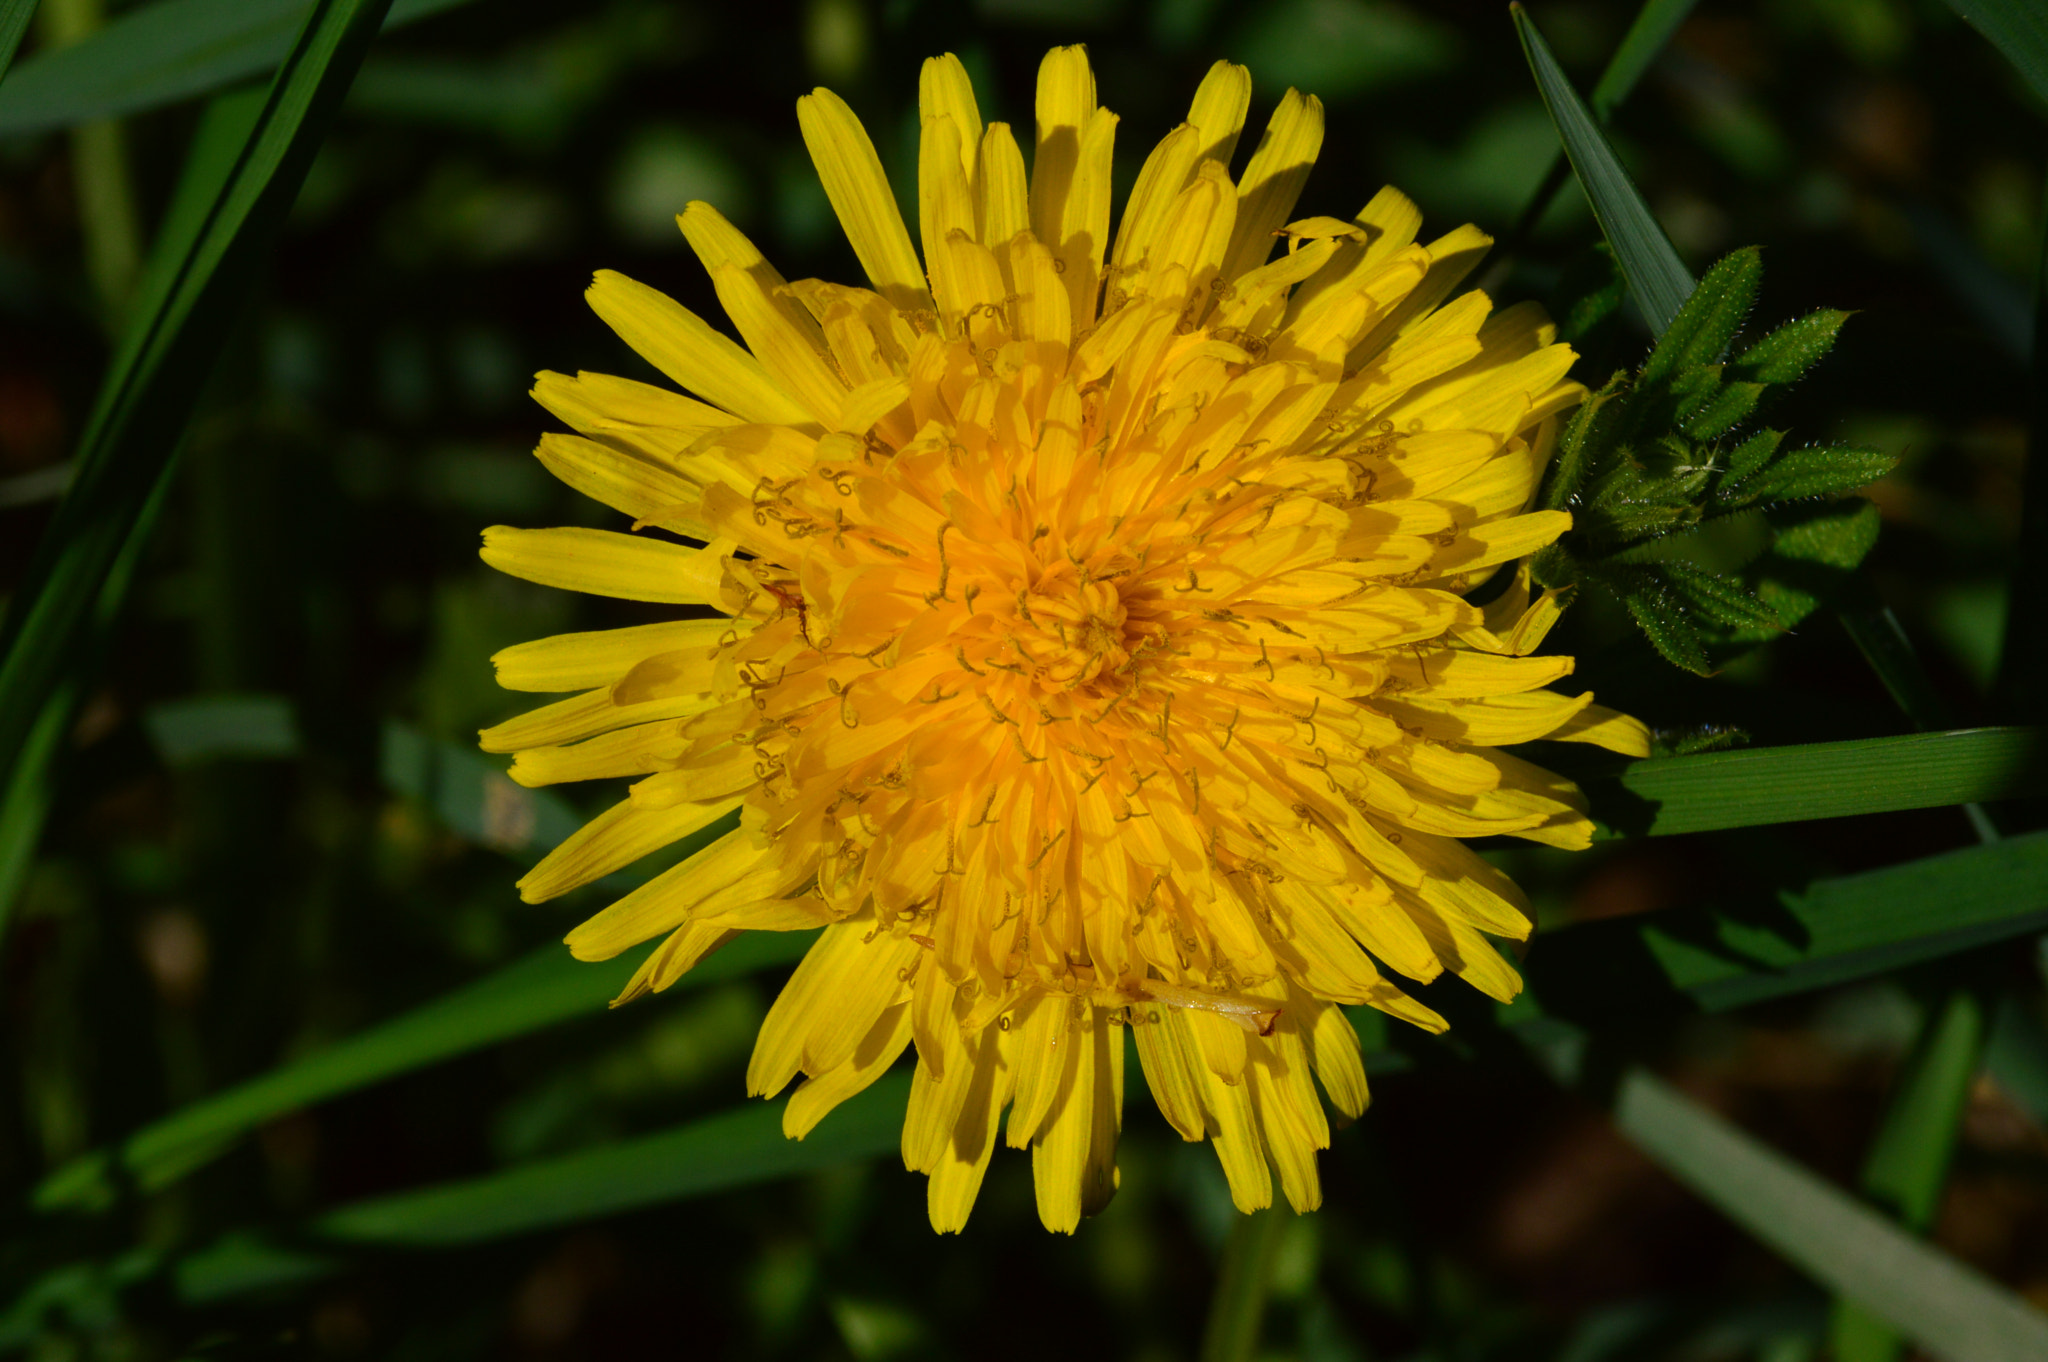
[1664,563,1784,631]
[1719,427,1784,487]
[1740,445,1896,504]
[1681,378,1767,441]
[1640,247,1762,386]
[1619,570,1712,672]
[1734,308,1851,386]
[0,0,37,87]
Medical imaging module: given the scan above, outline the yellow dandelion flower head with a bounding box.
[480,47,1651,1234]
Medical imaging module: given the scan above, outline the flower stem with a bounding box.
[1199,1205,1289,1362]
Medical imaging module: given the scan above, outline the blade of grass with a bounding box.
[1200,1206,1292,1362]
[1941,0,2048,106]
[3,1074,910,1327]
[1502,0,1699,252]
[1995,168,2048,727]
[1582,726,2043,838]
[0,0,40,87]
[1614,1068,2048,1362]
[1512,3,1694,334]
[31,928,817,1213]
[1829,988,1991,1362]
[0,0,473,134]
[0,453,176,938]
[0,0,393,905]
[1524,831,2048,1021]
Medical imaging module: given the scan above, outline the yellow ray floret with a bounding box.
[481,46,1651,1235]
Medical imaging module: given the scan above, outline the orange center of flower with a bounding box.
[1010,575,1131,690]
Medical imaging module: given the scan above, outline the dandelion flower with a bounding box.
[480,48,1650,1233]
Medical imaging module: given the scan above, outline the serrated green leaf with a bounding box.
[1738,445,1896,504]
[1620,572,1711,672]
[1942,0,2048,107]
[1719,427,1784,487]
[1769,497,1884,570]
[1514,5,1694,336]
[1681,379,1767,441]
[1539,369,1628,513]
[1664,562,1784,631]
[1641,247,1762,385]
[1734,308,1851,386]
[0,0,473,134]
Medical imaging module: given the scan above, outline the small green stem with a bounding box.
[1200,1205,1290,1362]
[40,0,141,324]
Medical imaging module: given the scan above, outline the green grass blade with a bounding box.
[1503,0,1697,251]
[1614,1068,2048,1362]
[0,0,38,86]
[1585,726,2044,837]
[0,0,392,879]
[1942,0,2048,106]
[31,928,817,1213]
[1526,831,2048,1019]
[1588,0,1699,116]
[306,1070,908,1248]
[0,0,472,135]
[1995,167,2048,726]
[1513,3,1694,335]
[9,1076,908,1317]
[1829,988,1990,1362]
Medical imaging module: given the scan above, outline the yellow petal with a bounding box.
[490,618,730,693]
[918,53,982,179]
[1220,88,1324,282]
[974,122,1028,249]
[798,87,931,313]
[677,203,847,425]
[523,797,739,907]
[585,270,812,427]
[480,525,729,604]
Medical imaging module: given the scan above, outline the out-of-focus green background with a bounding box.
[0,0,2043,1357]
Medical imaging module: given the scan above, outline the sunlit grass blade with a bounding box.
[0,0,38,85]
[1584,726,2042,837]
[1513,3,1694,334]
[0,0,472,134]
[1614,1069,2048,1362]
[0,0,394,921]
[1829,988,1990,1362]
[32,928,816,1213]
[1942,0,2048,106]
[1527,831,2048,1019]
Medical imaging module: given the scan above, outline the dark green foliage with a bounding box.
[1534,250,1896,673]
